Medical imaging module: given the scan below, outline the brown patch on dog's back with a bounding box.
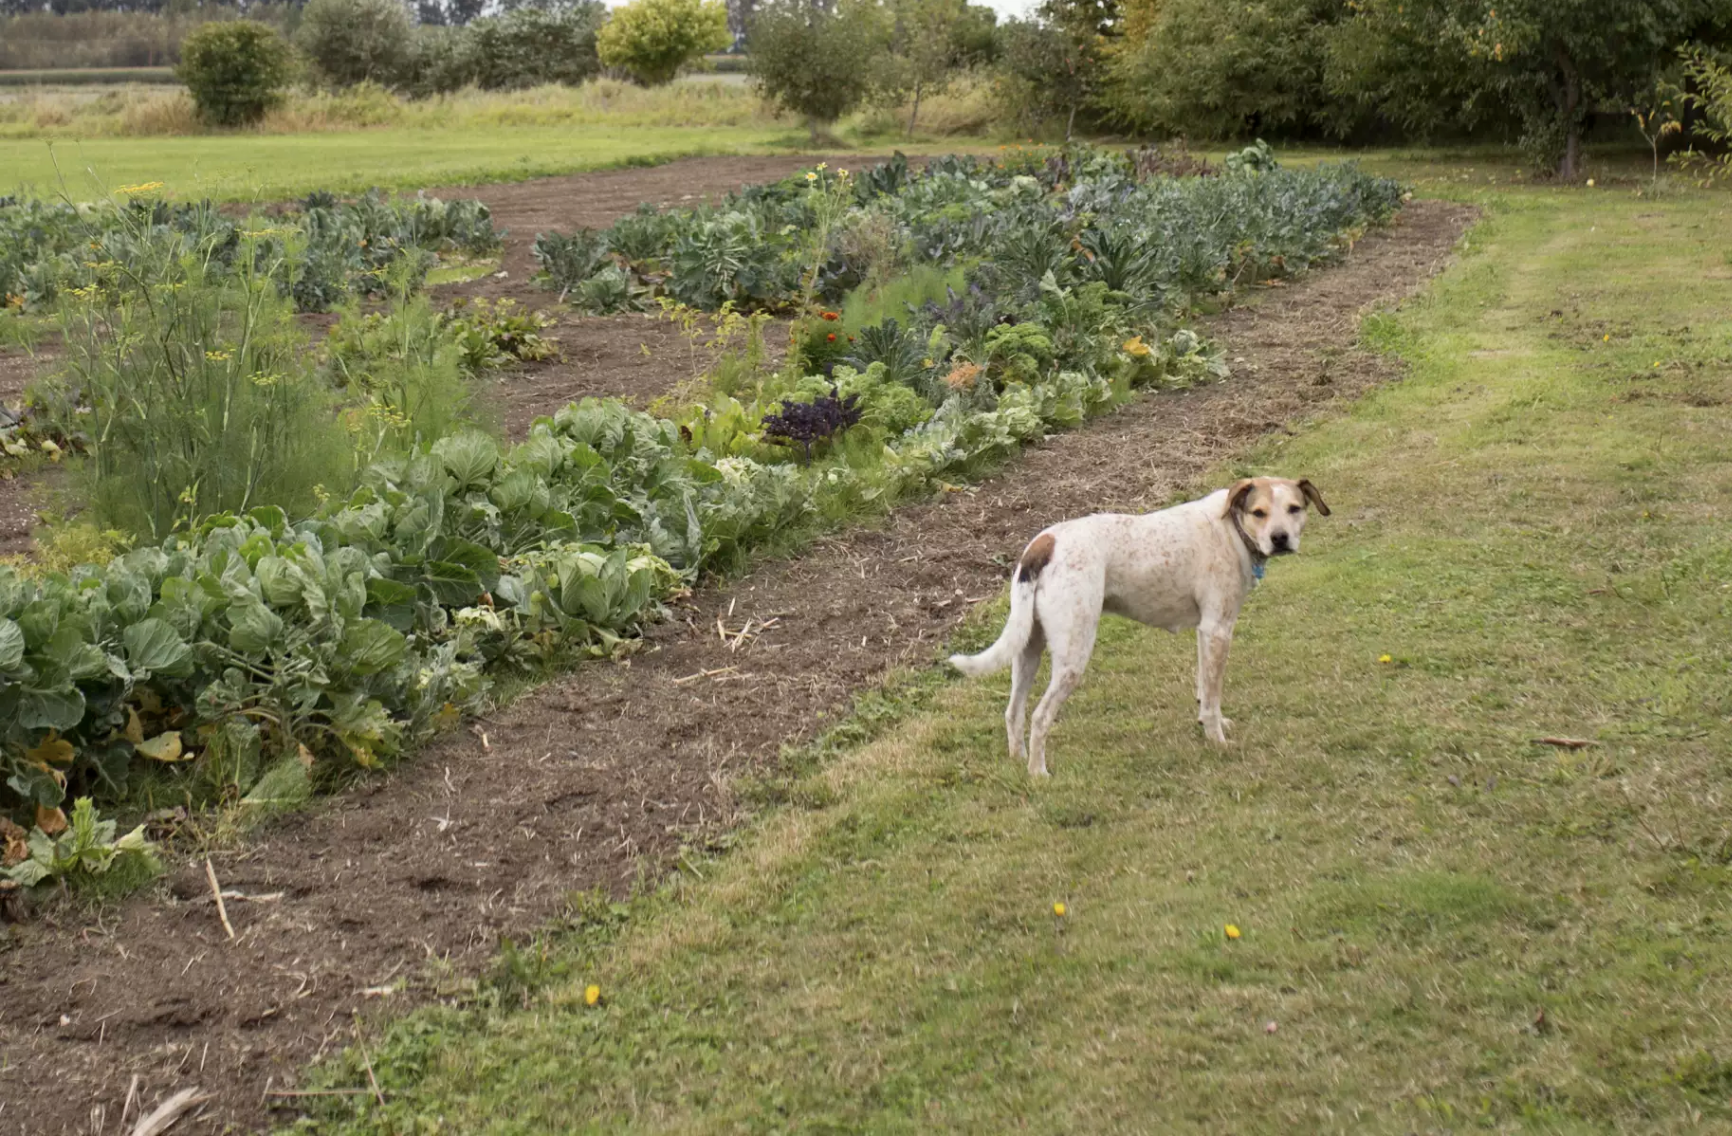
[1017,533,1057,582]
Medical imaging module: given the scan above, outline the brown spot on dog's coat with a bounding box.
[1017,533,1057,582]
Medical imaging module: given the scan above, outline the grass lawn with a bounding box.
[297,178,1732,1132]
[0,124,799,201]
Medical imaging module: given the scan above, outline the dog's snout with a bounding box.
[1270,530,1292,550]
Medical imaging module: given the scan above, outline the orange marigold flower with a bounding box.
[827,333,837,342]
[821,311,840,321]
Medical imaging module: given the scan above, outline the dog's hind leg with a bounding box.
[1005,626,1044,763]
[1026,606,1098,778]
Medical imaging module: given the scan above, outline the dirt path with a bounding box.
[0,198,1474,1134]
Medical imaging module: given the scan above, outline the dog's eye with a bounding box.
[1288,504,1302,514]
[1250,508,1268,518]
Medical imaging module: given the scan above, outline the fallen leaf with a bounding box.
[136,731,187,762]
[0,818,28,867]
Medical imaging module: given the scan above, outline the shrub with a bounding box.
[175,20,292,127]
[296,0,414,88]
[468,3,606,90]
[598,0,731,86]
[748,0,890,141]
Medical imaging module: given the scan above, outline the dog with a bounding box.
[949,477,1330,776]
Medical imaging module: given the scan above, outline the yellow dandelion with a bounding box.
[1378,654,1393,664]
[1225,924,1242,940]
[115,181,165,195]
[1053,902,1066,917]
[584,984,602,1007]
[1602,334,1610,341]
[805,171,818,182]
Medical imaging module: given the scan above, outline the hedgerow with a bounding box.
[2,147,1402,883]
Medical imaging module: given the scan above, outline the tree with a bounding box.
[597,0,731,86]
[176,19,292,127]
[881,0,996,136]
[994,0,1114,140]
[1105,0,1340,140]
[466,1,605,88]
[296,0,413,87]
[747,0,891,142]
[1327,0,1712,179]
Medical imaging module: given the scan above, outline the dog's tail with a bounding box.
[948,532,1054,678]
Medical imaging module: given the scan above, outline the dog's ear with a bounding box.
[1222,478,1257,519]
[1297,479,1331,516]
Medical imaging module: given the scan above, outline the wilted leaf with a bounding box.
[35,806,67,837]
[25,732,74,767]
[136,731,187,763]
[122,706,145,746]
[0,817,29,867]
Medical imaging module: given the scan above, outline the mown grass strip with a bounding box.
[294,183,1732,1132]
[0,127,797,202]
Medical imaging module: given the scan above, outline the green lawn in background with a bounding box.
[293,175,1732,1132]
[0,125,798,201]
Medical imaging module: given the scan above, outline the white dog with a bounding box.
[949,477,1330,776]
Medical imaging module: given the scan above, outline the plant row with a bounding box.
[0,188,499,315]
[2,148,1402,888]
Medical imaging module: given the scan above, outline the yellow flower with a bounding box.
[585,984,601,1007]
[1053,902,1066,917]
[805,172,818,182]
[115,181,164,195]
[1602,334,1610,342]
[204,349,231,362]
[1378,654,1393,664]
[1122,336,1150,357]
[816,162,828,171]
[1224,924,1242,940]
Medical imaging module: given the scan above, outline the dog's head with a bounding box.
[1223,477,1330,556]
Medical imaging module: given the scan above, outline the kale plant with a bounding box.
[760,385,862,464]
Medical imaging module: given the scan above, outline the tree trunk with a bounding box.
[906,79,922,138]
[808,115,821,146]
[1552,40,1583,181]
[1065,101,1078,142]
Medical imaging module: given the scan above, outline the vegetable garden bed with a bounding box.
[1,147,1402,885]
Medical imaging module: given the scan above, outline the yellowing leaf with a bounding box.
[122,706,145,746]
[296,743,316,770]
[27,732,75,767]
[136,730,187,762]
[35,805,68,836]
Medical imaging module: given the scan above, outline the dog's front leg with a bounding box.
[1197,620,1236,745]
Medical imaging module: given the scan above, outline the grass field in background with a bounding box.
[1,125,801,201]
[295,177,1732,1132]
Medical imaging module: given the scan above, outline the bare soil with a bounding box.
[0,164,1473,1133]
[427,154,897,433]
[0,343,57,558]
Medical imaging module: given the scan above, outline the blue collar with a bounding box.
[1252,560,1265,581]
